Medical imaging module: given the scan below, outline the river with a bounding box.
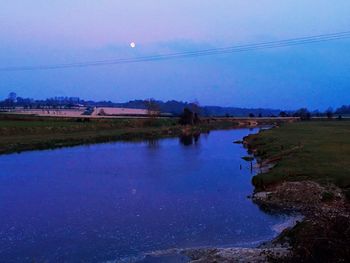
[0,128,287,262]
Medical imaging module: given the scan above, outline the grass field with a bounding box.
[0,113,296,155]
[246,120,350,196]
[0,115,184,154]
[0,114,248,155]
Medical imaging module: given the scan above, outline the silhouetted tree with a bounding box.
[189,100,201,115]
[326,107,334,119]
[335,105,350,115]
[144,98,160,118]
[312,110,321,117]
[98,109,106,116]
[8,92,17,103]
[179,108,195,125]
[279,111,288,117]
[293,108,311,120]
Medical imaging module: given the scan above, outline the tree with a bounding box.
[179,108,195,125]
[249,113,255,118]
[8,92,17,103]
[190,101,201,124]
[279,111,288,117]
[312,110,321,117]
[335,105,350,115]
[144,98,160,118]
[98,109,106,116]
[293,108,311,121]
[189,100,201,115]
[326,107,334,119]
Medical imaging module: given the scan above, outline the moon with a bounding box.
[130,42,136,48]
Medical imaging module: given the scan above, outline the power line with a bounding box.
[1,31,350,72]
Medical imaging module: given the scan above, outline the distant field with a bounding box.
[246,120,350,196]
[0,115,181,154]
[1,107,149,117]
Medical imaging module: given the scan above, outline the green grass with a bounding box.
[0,113,297,155]
[0,114,245,155]
[0,116,183,154]
[246,121,350,193]
[0,120,77,128]
[0,116,178,134]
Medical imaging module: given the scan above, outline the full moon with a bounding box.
[130,42,136,48]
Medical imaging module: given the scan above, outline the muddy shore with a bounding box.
[251,181,350,262]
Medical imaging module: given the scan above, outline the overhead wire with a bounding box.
[1,31,350,71]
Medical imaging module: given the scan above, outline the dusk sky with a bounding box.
[1,0,350,110]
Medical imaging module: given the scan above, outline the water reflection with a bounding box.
[147,131,206,148]
[0,128,285,263]
[179,131,209,146]
[147,139,160,149]
[179,133,200,146]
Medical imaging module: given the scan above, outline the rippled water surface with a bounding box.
[0,129,285,262]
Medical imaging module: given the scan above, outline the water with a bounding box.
[0,129,285,262]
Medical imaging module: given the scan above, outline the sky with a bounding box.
[1,0,350,110]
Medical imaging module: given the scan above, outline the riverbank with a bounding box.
[0,126,293,263]
[0,114,293,155]
[176,120,350,262]
[245,121,350,262]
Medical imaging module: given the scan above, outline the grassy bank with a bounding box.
[0,114,249,155]
[0,113,295,155]
[245,120,350,197]
[246,121,350,262]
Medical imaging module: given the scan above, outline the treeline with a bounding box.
[0,93,280,117]
[280,106,349,120]
[335,105,350,115]
[1,92,349,118]
[113,99,282,117]
[0,95,83,109]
